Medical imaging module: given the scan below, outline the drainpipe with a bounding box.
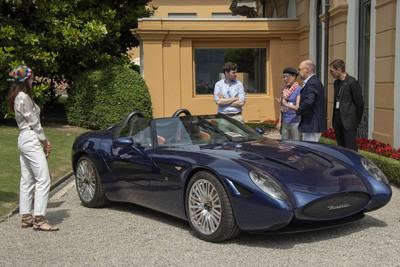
[324,0,330,123]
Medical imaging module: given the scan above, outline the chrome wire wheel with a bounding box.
[188,179,222,235]
[75,158,96,203]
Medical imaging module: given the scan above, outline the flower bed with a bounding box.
[246,122,399,185]
[323,128,400,161]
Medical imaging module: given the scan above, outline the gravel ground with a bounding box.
[0,175,399,267]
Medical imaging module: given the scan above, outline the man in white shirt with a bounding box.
[214,62,246,123]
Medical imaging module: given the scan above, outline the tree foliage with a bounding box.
[0,0,155,118]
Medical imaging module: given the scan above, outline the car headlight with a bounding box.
[249,171,286,200]
[361,157,389,184]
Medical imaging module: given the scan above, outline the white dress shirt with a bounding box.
[14,92,46,141]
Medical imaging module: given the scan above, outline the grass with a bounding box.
[0,123,89,218]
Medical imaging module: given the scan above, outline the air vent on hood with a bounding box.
[253,158,298,170]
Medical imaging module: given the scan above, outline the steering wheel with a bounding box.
[122,111,145,125]
[172,109,191,117]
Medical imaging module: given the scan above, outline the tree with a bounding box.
[0,0,155,118]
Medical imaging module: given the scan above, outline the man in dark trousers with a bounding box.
[329,59,364,151]
[295,59,327,142]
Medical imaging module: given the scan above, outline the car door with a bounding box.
[106,118,155,203]
[144,117,194,217]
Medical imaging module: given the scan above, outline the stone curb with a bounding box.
[0,170,74,224]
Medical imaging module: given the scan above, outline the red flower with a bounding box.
[322,129,400,161]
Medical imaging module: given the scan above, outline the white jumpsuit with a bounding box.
[14,92,50,216]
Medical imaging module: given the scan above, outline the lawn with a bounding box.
[0,123,89,218]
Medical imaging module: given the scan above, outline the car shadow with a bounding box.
[91,201,388,247]
[104,201,190,230]
[228,214,388,248]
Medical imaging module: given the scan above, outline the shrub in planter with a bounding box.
[66,64,153,130]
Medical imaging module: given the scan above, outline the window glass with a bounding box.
[194,48,267,95]
[168,13,197,18]
[357,0,371,139]
[316,0,322,79]
[115,118,151,146]
[212,13,241,18]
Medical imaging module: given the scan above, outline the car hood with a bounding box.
[202,137,338,170]
[200,137,369,197]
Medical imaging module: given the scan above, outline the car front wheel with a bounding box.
[75,155,110,208]
[185,171,241,242]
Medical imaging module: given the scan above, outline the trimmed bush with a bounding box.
[245,122,277,132]
[320,137,400,186]
[66,64,153,130]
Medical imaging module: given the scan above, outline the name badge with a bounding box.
[336,101,340,109]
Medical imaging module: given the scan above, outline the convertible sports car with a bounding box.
[72,109,392,242]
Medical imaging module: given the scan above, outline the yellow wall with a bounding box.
[318,0,397,146]
[373,0,396,145]
[325,3,348,129]
[131,0,399,148]
[133,19,300,121]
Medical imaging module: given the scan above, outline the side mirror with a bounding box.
[115,137,133,147]
[115,137,143,155]
[255,127,265,135]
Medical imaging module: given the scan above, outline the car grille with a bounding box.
[302,192,370,219]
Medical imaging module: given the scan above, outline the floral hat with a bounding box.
[7,66,34,83]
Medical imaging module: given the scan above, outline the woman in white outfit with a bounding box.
[7,66,59,231]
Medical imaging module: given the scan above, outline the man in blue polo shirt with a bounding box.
[214,62,246,123]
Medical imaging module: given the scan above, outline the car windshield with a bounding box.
[154,115,262,146]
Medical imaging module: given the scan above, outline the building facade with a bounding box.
[133,0,400,149]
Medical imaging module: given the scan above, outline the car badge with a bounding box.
[175,166,182,171]
[327,203,351,211]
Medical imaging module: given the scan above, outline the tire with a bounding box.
[185,171,241,242]
[75,155,110,208]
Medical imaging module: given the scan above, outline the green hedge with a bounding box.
[320,137,400,186]
[66,64,152,130]
[245,122,277,132]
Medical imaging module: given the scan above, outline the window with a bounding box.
[194,48,267,95]
[358,0,371,138]
[359,0,370,104]
[212,13,241,18]
[168,13,197,18]
[316,0,323,79]
[287,0,296,18]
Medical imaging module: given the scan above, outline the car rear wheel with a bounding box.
[75,155,110,208]
[185,171,241,242]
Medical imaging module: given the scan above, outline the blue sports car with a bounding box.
[72,109,392,242]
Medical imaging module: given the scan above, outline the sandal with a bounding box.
[33,216,60,231]
[21,214,34,228]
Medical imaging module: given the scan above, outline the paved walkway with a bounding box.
[0,175,399,266]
